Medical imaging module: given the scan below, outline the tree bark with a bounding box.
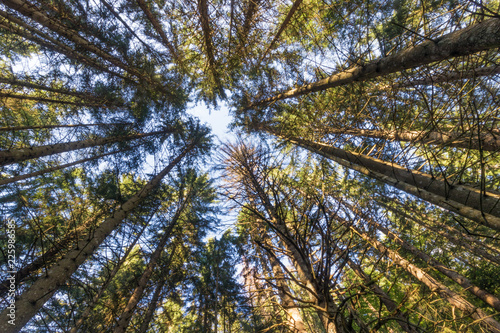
[247,18,500,108]
[2,0,152,84]
[0,123,131,132]
[135,0,181,64]
[377,201,500,266]
[348,202,500,312]
[0,147,133,186]
[268,130,500,230]
[259,0,303,63]
[351,224,500,333]
[0,142,196,333]
[314,126,500,152]
[347,259,419,333]
[113,203,187,333]
[68,220,149,333]
[0,129,170,166]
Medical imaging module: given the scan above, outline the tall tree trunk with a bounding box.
[351,224,500,333]
[3,0,155,86]
[312,126,500,152]
[393,65,500,88]
[348,202,500,312]
[135,0,181,65]
[0,92,122,109]
[113,202,187,333]
[0,123,132,132]
[0,142,196,333]
[136,245,178,333]
[0,146,134,186]
[247,18,500,108]
[347,259,418,333]
[0,10,129,81]
[377,201,500,265]
[256,237,307,333]
[267,130,500,230]
[258,0,303,64]
[68,219,149,333]
[0,129,170,166]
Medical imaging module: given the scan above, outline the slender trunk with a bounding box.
[259,0,303,63]
[0,11,128,80]
[135,0,181,65]
[3,0,153,85]
[257,239,307,333]
[0,92,122,108]
[69,220,149,333]
[347,260,418,333]
[351,225,500,333]
[247,18,500,108]
[0,77,111,101]
[0,142,195,333]
[314,126,500,152]
[0,129,170,166]
[394,65,500,88]
[136,275,168,333]
[268,131,500,230]
[0,147,133,186]
[377,201,500,265]
[197,0,222,92]
[0,123,132,132]
[348,202,500,312]
[113,202,186,333]
[136,245,179,333]
[235,0,260,58]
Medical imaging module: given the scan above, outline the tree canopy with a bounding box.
[0,0,499,332]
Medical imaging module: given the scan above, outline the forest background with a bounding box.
[0,0,500,332]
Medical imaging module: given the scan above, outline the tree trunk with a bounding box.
[257,238,307,333]
[247,18,500,108]
[0,147,134,186]
[113,203,187,333]
[0,210,105,296]
[0,142,195,333]
[69,220,149,333]
[0,123,132,132]
[348,202,500,312]
[351,224,500,333]
[135,0,181,64]
[0,92,122,109]
[268,131,500,230]
[0,129,170,166]
[259,0,303,64]
[0,10,128,81]
[347,259,419,333]
[3,0,153,85]
[314,126,500,152]
[377,201,500,266]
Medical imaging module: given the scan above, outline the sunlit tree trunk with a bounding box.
[349,202,500,312]
[247,18,500,108]
[0,142,196,333]
[351,224,500,333]
[0,123,131,132]
[347,259,419,333]
[377,201,500,265]
[315,126,500,152]
[268,131,500,230]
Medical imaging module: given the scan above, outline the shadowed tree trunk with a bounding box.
[0,129,171,166]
